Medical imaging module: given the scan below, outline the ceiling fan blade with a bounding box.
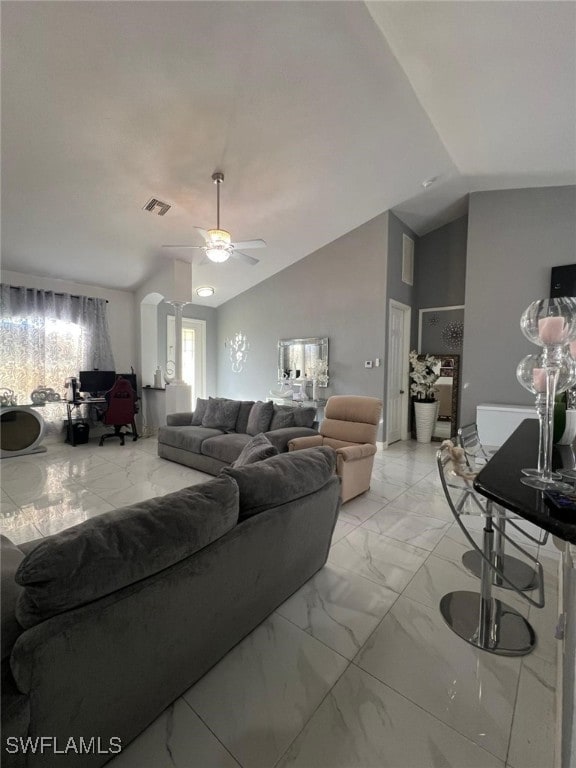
[162,244,204,249]
[195,227,211,241]
[231,250,260,266]
[232,239,267,250]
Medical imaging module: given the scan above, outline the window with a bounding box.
[0,285,115,429]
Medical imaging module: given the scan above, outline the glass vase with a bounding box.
[518,299,576,489]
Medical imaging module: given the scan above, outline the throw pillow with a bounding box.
[190,397,209,426]
[233,433,279,468]
[246,400,274,436]
[269,405,296,431]
[223,446,337,521]
[293,407,316,428]
[1,536,24,660]
[202,397,241,432]
[235,400,256,434]
[15,476,239,628]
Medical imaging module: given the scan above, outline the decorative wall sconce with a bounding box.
[226,331,249,373]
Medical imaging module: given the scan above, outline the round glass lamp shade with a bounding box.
[205,247,230,263]
[516,353,575,395]
[520,297,576,347]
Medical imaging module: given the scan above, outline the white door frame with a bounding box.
[387,299,411,443]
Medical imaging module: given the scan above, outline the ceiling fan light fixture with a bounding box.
[206,246,231,263]
[196,285,215,298]
[206,228,231,246]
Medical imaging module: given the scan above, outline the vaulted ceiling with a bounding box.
[2,1,574,305]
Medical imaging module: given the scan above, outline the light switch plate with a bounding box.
[365,360,373,368]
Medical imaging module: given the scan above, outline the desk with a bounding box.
[65,398,106,446]
[474,419,576,545]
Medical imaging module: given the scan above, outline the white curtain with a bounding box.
[0,285,115,424]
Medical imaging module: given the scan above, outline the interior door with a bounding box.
[387,301,410,444]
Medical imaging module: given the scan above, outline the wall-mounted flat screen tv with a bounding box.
[550,264,576,298]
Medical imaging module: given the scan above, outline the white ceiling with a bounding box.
[2,1,575,305]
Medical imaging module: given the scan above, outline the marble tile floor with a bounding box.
[0,436,560,768]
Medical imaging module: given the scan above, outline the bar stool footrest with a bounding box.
[440,590,536,657]
[462,550,539,592]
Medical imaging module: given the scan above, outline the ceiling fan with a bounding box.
[163,172,266,266]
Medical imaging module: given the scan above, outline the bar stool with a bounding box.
[457,424,545,591]
[437,441,544,656]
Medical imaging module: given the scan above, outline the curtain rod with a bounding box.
[4,284,108,303]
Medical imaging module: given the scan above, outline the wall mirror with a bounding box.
[278,337,329,385]
[411,354,460,441]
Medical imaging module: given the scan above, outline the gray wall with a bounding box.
[217,212,389,432]
[387,212,417,309]
[461,185,576,423]
[157,301,218,395]
[412,214,468,350]
[384,212,417,435]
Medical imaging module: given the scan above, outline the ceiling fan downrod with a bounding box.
[212,171,224,230]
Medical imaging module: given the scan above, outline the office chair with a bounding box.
[99,376,138,447]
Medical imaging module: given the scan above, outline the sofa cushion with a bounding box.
[269,405,296,430]
[15,476,240,628]
[202,397,242,432]
[201,433,252,465]
[190,397,209,426]
[159,425,223,453]
[234,400,256,434]
[223,446,336,520]
[1,536,24,661]
[246,400,274,436]
[233,433,279,468]
[293,407,317,428]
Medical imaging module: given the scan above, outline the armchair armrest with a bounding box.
[288,435,324,451]
[335,443,377,462]
[166,412,194,427]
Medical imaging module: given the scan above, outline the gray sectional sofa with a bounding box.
[158,397,319,474]
[1,447,340,767]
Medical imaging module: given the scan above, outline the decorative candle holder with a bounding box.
[516,353,575,489]
[518,297,576,490]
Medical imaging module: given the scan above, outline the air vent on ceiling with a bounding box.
[402,234,414,286]
[143,198,171,216]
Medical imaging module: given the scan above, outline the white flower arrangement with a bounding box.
[409,350,440,402]
[307,358,329,386]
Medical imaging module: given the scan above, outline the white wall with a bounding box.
[0,269,136,372]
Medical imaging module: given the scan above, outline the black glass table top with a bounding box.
[474,419,576,545]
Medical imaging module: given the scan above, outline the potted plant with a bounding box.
[409,350,441,443]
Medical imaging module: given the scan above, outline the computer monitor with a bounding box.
[78,370,117,396]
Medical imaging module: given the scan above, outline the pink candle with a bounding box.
[538,316,565,344]
[532,368,547,393]
[570,341,576,359]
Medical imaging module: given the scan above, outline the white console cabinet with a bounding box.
[476,403,537,448]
